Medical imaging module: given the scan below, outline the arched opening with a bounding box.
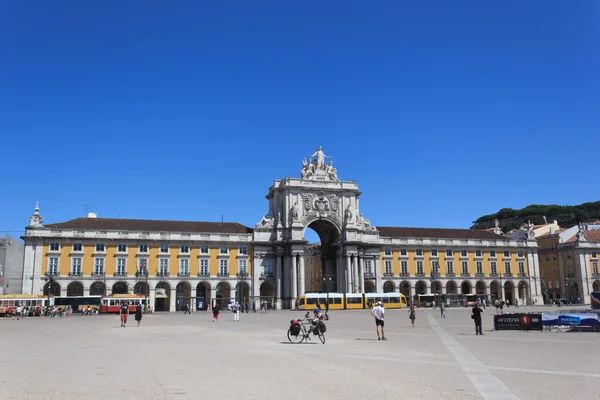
[196,282,210,310]
[112,282,128,295]
[461,281,472,295]
[504,281,514,304]
[90,281,106,296]
[235,281,250,305]
[400,281,411,297]
[415,281,426,295]
[176,282,191,311]
[215,282,231,309]
[67,282,83,296]
[43,281,61,296]
[133,282,149,297]
[154,282,171,312]
[432,281,442,295]
[518,281,529,305]
[490,281,500,301]
[259,281,274,309]
[568,281,580,303]
[364,281,376,293]
[593,280,600,292]
[446,281,457,294]
[475,281,486,296]
[383,281,395,293]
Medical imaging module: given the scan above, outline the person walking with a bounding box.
[233,302,240,322]
[212,304,220,322]
[370,301,386,340]
[409,304,416,328]
[472,303,484,335]
[135,304,143,327]
[440,303,446,318]
[120,302,129,328]
[184,303,191,315]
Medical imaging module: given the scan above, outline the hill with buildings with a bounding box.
[471,201,600,233]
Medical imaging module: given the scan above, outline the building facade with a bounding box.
[21,147,544,309]
[0,235,25,294]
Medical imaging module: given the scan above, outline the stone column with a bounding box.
[252,254,260,310]
[169,288,177,312]
[577,251,591,304]
[83,286,90,296]
[374,255,382,292]
[190,286,197,311]
[276,252,283,309]
[346,253,352,293]
[337,250,344,293]
[359,256,365,293]
[210,287,217,308]
[352,255,359,293]
[149,288,155,310]
[291,252,297,308]
[527,245,543,305]
[298,253,305,296]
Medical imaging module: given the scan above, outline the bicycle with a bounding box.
[287,312,326,344]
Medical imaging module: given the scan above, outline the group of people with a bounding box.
[119,302,143,328]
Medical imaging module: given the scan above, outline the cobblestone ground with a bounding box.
[1,305,598,400]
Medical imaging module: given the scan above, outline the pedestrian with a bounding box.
[252,302,256,313]
[514,298,519,308]
[499,300,504,314]
[471,303,484,335]
[120,302,129,328]
[325,300,329,314]
[482,299,486,310]
[409,304,416,328]
[370,301,386,341]
[233,302,240,322]
[212,304,220,322]
[135,304,142,327]
[184,303,191,315]
[440,303,446,318]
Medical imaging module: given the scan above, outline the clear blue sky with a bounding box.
[1,1,598,240]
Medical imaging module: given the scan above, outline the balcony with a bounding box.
[45,272,59,279]
[236,272,249,279]
[113,273,127,278]
[592,272,599,278]
[518,272,527,277]
[383,272,394,277]
[157,272,170,278]
[177,272,190,278]
[135,271,148,278]
[504,272,513,278]
[92,272,105,278]
[400,273,410,278]
[363,273,375,279]
[446,273,455,278]
[68,272,82,278]
[475,273,485,278]
[197,272,210,278]
[415,273,425,278]
[461,273,471,278]
[260,272,274,279]
[490,273,498,277]
[217,272,230,278]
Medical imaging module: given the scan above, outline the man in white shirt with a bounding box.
[370,301,386,341]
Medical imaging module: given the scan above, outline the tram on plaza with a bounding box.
[297,292,407,310]
[54,295,102,312]
[0,294,53,316]
[99,294,148,314]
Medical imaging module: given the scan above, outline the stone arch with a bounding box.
[259,281,273,309]
[176,282,191,311]
[67,281,83,296]
[475,280,486,296]
[399,281,411,297]
[504,281,515,303]
[415,280,427,295]
[490,280,500,300]
[517,281,529,305]
[568,280,579,303]
[446,280,457,294]
[112,281,129,295]
[235,281,250,303]
[90,281,106,296]
[431,281,442,295]
[364,281,376,293]
[593,280,600,292]
[383,281,395,293]
[154,281,171,312]
[196,282,211,310]
[133,282,149,297]
[215,282,231,308]
[460,281,472,295]
[43,280,61,296]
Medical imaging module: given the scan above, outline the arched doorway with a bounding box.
[446,281,457,294]
[383,281,395,293]
[112,282,128,295]
[133,282,149,297]
[259,281,273,309]
[216,282,231,308]
[432,281,442,295]
[154,282,171,312]
[67,282,83,296]
[518,281,529,305]
[415,281,426,295]
[176,282,191,311]
[303,218,341,301]
[504,281,514,304]
[43,281,61,296]
[364,281,376,293]
[593,280,600,292]
[90,281,106,296]
[490,281,500,300]
[400,281,411,297]
[235,281,250,304]
[475,281,486,296]
[461,281,472,295]
[568,281,580,303]
[196,282,210,310]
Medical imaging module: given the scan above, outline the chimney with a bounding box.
[549,226,555,235]
[494,219,499,228]
[553,220,558,226]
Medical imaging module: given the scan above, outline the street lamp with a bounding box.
[44,275,54,316]
[136,260,149,313]
[236,271,248,307]
[564,273,569,306]
[323,275,332,311]
[429,271,439,307]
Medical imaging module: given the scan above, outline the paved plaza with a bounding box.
[1,306,599,400]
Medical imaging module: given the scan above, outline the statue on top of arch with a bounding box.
[300,146,339,182]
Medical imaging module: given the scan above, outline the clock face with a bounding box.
[32,216,39,222]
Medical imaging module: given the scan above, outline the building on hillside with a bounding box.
[536,223,600,304]
[505,220,561,240]
[20,147,544,310]
[0,235,25,294]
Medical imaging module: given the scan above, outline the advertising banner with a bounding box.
[542,313,600,327]
[494,313,543,331]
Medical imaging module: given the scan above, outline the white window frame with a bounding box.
[48,257,59,275]
[460,249,467,257]
[446,249,453,257]
[180,245,190,254]
[462,261,468,275]
[446,261,453,275]
[416,249,423,256]
[116,258,126,275]
[518,262,525,276]
[220,246,228,255]
[384,260,392,274]
[401,260,408,275]
[592,252,598,259]
[71,257,82,275]
[117,244,127,253]
[200,259,209,275]
[159,259,169,275]
[592,262,598,275]
[504,261,511,275]
[238,259,247,274]
[179,259,189,275]
[517,250,524,258]
[72,243,83,252]
[503,250,510,258]
[364,260,372,274]
[475,250,482,257]
[49,243,60,252]
[219,259,228,275]
[200,246,209,254]
[400,249,407,256]
[94,258,104,275]
[138,258,148,274]
[476,261,483,275]
[416,261,424,275]
[95,243,105,252]
[384,248,392,256]
[159,245,169,254]
[489,250,496,258]
[239,247,248,255]
[139,244,149,253]
[491,261,497,275]
[431,249,438,257]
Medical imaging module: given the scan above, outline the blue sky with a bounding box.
[1,1,598,241]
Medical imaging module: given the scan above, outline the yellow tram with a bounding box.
[297,292,407,310]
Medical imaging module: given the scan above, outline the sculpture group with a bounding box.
[300,146,339,181]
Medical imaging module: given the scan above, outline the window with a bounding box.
[239,259,247,274]
[504,251,510,257]
[139,244,149,253]
[462,261,468,275]
[384,260,392,275]
[239,247,248,255]
[446,249,453,257]
[517,250,524,257]
[491,261,497,275]
[384,248,392,256]
[553,267,558,276]
[48,258,58,275]
[220,246,228,255]
[401,261,408,275]
[446,261,453,275]
[159,245,169,253]
[117,244,127,253]
[475,250,482,257]
[416,261,423,275]
[553,254,557,261]
[94,258,104,275]
[518,262,525,276]
[400,249,407,256]
[200,246,209,254]
[592,252,598,259]
[567,253,572,259]
[180,245,189,254]
[116,258,126,275]
[431,249,438,256]
[593,262,598,275]
[71,258,82,275]
[95,244,105,252]
[180,259,189,275]
[545,255,550,262]
[416,249,423,256]
[219,259,228,275]
[50,243,60,251]
[460,249,467,257]
[200,259,209,275]
[476,261,483,275]
[138,258,148,274]
[263,260,272,275]
[364,260,372,274]
[504,261,511,275]
[159,259,169,275]
[489,250,496,257]
[72,243,83,252]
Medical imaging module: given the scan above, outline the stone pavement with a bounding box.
[0,306,598,400]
